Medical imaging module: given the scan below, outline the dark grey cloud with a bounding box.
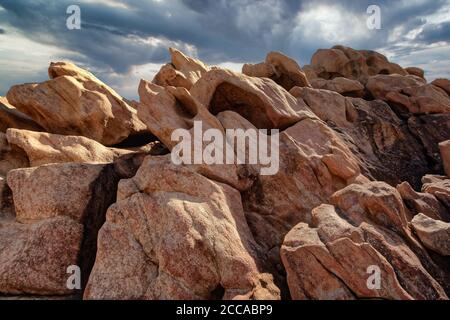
[0,0,449,98]
[417,21,450,43]
[0,28,5,34]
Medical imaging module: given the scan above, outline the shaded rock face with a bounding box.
[0,97,43,133]
[290,87,430,188]
[0,153,146,297]
[6,62,147,146]
[242,51,311,91]
[1,46,450,301]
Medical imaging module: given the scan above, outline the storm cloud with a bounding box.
[0,0,449,98]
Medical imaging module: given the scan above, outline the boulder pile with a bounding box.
[0,47,449,300]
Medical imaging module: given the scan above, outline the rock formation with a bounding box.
[0,46,449,300]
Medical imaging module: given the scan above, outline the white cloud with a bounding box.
[291,4,370,45]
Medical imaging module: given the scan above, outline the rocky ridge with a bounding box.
[0,46,449,300]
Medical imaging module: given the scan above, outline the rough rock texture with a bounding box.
[137,80,224,150]
[153,48,209,90]
[309,77,364,97]
[0,216,83,295]
[366,74,450,114]
[1,46,450,300]
[6,128,131,167]
[407,114,450,173]
[216,109,368,278]
[310,45,407,84]
[406,67,425,79]
[242,51,311,90]
[397,181,449,222]
[6,62,147,145]
[411,214,450,256]
[432,78,450,95]
[191,68,314,129]
[0,132,29,177]
[440,140,450,177]
[290,86,430,188]
[0,97,43,133]
[282,182,448,300]
[84,156,280,300]
[0,153,146,296]
[421,175,450,209]
[7,163,106,223]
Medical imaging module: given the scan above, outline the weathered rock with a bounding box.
[411,213,450,256]
[137,80,224,150]
[329,182,448,298]
[0,216,83,295]
[217,110,367,266]
[0,97,43,133]
[432,78,450,95]
[405,67,425,79]
[190,68,315,129]
[290,86,430,188]
[397,181,449,222]
[84,156,280,300]
[242,51,310,90]
[421,175,450,209]
[310,45,407,84]
[408,114,450,173]
[1,153,146,297]
[281,205,412,300]
[439,140,450,177]
[153,48,209,90]
[0,176,13,216]
[6,128,131,167]
[366,74,450,114]
[0,132,29,176]
[7,163,106,223]
[309,77,364,97]
[281,182,448,300]
[6,62,147,145]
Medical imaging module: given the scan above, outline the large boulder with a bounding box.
[0,132,29,177]
[366,74,450,114]
[242,51,311,91]
[0,216,83,295]
[281,182,448,300]
[217,110,367,275]
[6,128,131,167]
[310,45,407,84]
[290,86,430,188]
[439,140,450,177]
[1,153,146,297]
[309,77,364,97]
[0,97,43,133]
[6,62,147,146]
[153,48,209,90]
[190,68,314,129]
[411,213,450,256]
[84,156,280,300]
[397,181,449,222]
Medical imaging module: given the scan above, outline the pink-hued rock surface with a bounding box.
[1,46,449,300]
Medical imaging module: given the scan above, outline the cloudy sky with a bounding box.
[0,0,449,99]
